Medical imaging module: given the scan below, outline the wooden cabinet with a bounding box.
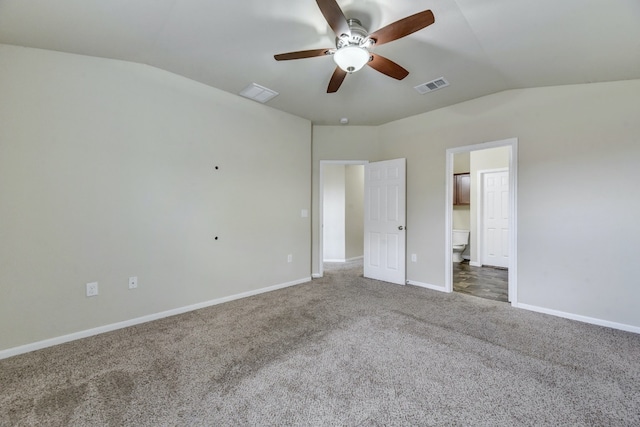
[454,173,470,205]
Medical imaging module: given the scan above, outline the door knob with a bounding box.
[398,226,404,231]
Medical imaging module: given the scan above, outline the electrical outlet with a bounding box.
[287,254,293,263]
[128,276,138,289]
[86,282,98,297]
[411,254,417,263]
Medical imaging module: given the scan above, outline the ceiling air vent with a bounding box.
[414,77,449,94]
[239,83,279,103]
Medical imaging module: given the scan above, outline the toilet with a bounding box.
[452,229,470,263]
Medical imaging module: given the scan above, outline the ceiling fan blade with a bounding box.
[368,10,435,46]
[274,48,333,61]
[316,0,350,37]
[327,67,348,93]
[367,54,409,80]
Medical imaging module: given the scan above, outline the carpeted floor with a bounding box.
[2,260,639,426]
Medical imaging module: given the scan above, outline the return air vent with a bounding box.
[239,83,279,103]
[414,77,449,94]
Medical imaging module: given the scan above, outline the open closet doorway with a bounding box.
[445,138,518,305]
[319,161,367,278]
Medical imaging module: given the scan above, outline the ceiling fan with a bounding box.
[274,0,435,93]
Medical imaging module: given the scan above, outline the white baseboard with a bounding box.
[346,256,364,262]
[311,273,322,279]
[0,276,312,360]
[469,261,482,267]
[406,280,447,292]
[514,303,640,334]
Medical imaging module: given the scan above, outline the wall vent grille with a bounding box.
[414,77,449,94]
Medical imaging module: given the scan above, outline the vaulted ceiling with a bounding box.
[1,0,639,125]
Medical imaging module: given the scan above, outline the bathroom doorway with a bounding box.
[445,139,518,304]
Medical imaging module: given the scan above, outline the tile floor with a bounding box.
[453,260,508,302]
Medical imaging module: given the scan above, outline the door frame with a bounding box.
[445,138,518,305]
[318,160,368,278]
[477,168,509,269]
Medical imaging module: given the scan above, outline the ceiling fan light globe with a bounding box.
[333,46,370,73]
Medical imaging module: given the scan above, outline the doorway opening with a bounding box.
[318,161,367,278]
[445,138,518,304]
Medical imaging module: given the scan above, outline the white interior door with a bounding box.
[364,158,406,285]
[482,170,509,268]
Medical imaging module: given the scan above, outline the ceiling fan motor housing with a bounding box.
[336,19,373,50]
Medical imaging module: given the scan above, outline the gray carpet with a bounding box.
[2,260,639,426]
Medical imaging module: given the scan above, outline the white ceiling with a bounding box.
[1,0,639,125]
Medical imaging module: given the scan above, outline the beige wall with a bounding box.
[0,45,312,351]
[322,164,346,261]
[345,165,364,260]
[453,152,470,174]
[377,80,640,327]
